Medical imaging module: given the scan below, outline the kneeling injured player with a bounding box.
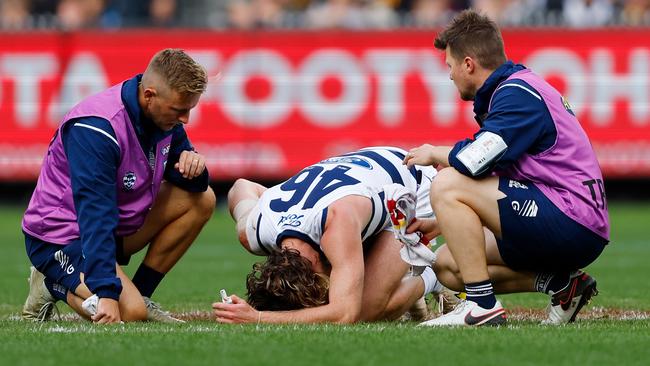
[213,147,450,324]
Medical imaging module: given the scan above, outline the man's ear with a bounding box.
[463,57,475,73]
[143,87,156,101]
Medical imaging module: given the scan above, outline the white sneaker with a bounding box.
[419,299,506,327]
[143,297,185,323]
[543,271,598,325]
[21,267,59,322]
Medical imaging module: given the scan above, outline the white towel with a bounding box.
[383,183,437,268]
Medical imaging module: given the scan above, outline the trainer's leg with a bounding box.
[67,266,148,322]
[122,182,216,274]
[430,168,505,284]
[434,229,536,293]
[359,231,419,321]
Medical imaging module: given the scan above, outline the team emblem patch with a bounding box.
[123,171,137,191]
[161,144,170,156]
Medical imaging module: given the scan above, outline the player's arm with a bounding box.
[227,179,268,253]
[164,126,209,190]
[213,196,369,324]
[63,117,122,323]
[447,81,555,178]
[313,197,367,323]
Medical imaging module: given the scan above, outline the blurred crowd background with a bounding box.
[2,0,650,31]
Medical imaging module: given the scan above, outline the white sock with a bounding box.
[420,267,443,295]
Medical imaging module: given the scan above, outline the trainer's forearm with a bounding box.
[432,146,452,167]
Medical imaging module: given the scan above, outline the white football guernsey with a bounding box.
[245,147,436,255]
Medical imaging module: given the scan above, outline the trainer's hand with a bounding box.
[403,144,437,167]
[175,150,206,179]
[407,217,441,241]
[212,295,259,324]
[92,298,121,324]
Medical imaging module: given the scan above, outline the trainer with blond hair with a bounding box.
[22,49,215,324]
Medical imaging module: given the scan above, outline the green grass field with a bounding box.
[1,203,649,365]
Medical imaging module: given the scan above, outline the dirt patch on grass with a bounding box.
[504,306,650,321]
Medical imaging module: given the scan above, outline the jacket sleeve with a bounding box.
[448,80,557,178]
[163,126,210,192]
[62,117,123,300]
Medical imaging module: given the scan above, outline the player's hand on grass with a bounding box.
[92,297,122,324]
[403,144,437,167]
[407,217,441,241]
[175,150,206,179]
[212,295,258,324]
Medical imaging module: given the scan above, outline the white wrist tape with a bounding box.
[233,199,258,222]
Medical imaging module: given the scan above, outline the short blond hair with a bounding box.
[146,48,207,96]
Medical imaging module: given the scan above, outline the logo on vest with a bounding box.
[508,180,528,189]
[161,144,170,156]
[123,171,137,191]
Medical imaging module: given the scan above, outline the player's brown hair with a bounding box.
[434,9,506,70]
[146,48,207,96]
[246,248,329,311]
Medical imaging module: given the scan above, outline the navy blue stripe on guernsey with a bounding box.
[361,194,376,238]
[255,214,271,255]
[377,191,387,235]
[277,230,325,256]
[343,150,404,185]
[387,149,420,184]
[320,208,328,233]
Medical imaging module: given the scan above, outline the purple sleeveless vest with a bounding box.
[491,69,610,240]
[22,82,172,244]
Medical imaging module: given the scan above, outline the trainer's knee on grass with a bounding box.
[433,245,464,291]
[120,301,147,322]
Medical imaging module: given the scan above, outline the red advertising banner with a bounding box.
[1,29,649,181]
